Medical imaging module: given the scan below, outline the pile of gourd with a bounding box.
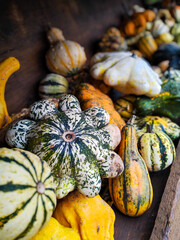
[0,3,180,240]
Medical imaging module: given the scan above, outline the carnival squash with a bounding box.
[76,83,125,130]
[109,116,153,217]
[138,125,176,172]
[90,51,162,97]
[0,148,56,240]
[0,57,20,129]
[53,190,115,240]
[6,95,124,199]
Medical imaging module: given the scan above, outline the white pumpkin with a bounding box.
[90,51,162,97]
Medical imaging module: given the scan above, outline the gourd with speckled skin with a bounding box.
[6,95,124,199]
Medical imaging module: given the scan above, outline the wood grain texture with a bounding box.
[0,0,179,240]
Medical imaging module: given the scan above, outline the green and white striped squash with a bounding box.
[0,148,56,240]
[6,95,124,199]
[138,126,176,172]
[134,116,180,141]
[39,73,68,99]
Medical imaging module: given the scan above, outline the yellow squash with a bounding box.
[109,116,153,217]
[53,190,115,240]
[0,57,20,129]
[31,217,81,240]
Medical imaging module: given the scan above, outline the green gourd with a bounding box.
[138,125,176,172]
[0,148,56,240]
[39,73,68,99]
[6,95,124,199]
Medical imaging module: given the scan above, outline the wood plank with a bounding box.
[150,141,180,240]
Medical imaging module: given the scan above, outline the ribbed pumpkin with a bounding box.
[46,28,87,77]
[134,116,180,141]
[114,95,136,122]
[0,148,56,240]
[6,95,124,199]
[109,116,153,217]
[138,125,176,172]
[76,83,125,130]
[39,73,68,99]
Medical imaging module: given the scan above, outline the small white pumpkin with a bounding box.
[46,27,87,77]
[90,51,162,97]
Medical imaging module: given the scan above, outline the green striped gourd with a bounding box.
[138,125,176,172]
[39,73,68,99]
[6,95,124,199]
[109,116,153,217]
[134,116,180,141]
[0,148,56,240]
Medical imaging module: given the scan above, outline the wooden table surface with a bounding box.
[0,1,179,239]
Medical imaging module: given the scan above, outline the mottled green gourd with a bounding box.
[134,69,180,120]
[39,73,68,99]
[0,148,56,240]
[134,116,180,141]
[6,95,124,199]
[138,125,176,172]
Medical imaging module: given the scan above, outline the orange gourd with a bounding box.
[53,190,115,240]
[0,57,20,129]
[109,116,153,217]
[75,83,125,130]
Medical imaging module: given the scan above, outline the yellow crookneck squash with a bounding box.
[53,190,115,240]
[0,57,20,129]
[76,83,125,130]
[109,116,153,217]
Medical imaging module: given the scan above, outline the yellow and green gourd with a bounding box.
[138,125,176,172]
[109,116,153,217]
[0,148,56,240]
[39,73,68,99]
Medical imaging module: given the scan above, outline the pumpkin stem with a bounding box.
[127,115,136,126]
[47,27,65,45]
[131,52,137,58]
[146,124,153,133]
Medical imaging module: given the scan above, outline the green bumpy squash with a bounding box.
[6,95,124,199]
[134,69,180,120]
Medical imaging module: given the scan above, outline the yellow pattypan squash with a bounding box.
[53,190,115,240]
[31,217,81,240]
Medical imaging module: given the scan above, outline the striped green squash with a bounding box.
[134,116,180,141]
[109,116,153,217]
[0,148,56,240]
[6,95,124,199]
[39,73,68,99]
[138,126,176,172]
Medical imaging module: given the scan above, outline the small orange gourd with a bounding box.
[0,57,20,129]
[109,116,153,217]
[76,83,125,130]
[53,190,115,240]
